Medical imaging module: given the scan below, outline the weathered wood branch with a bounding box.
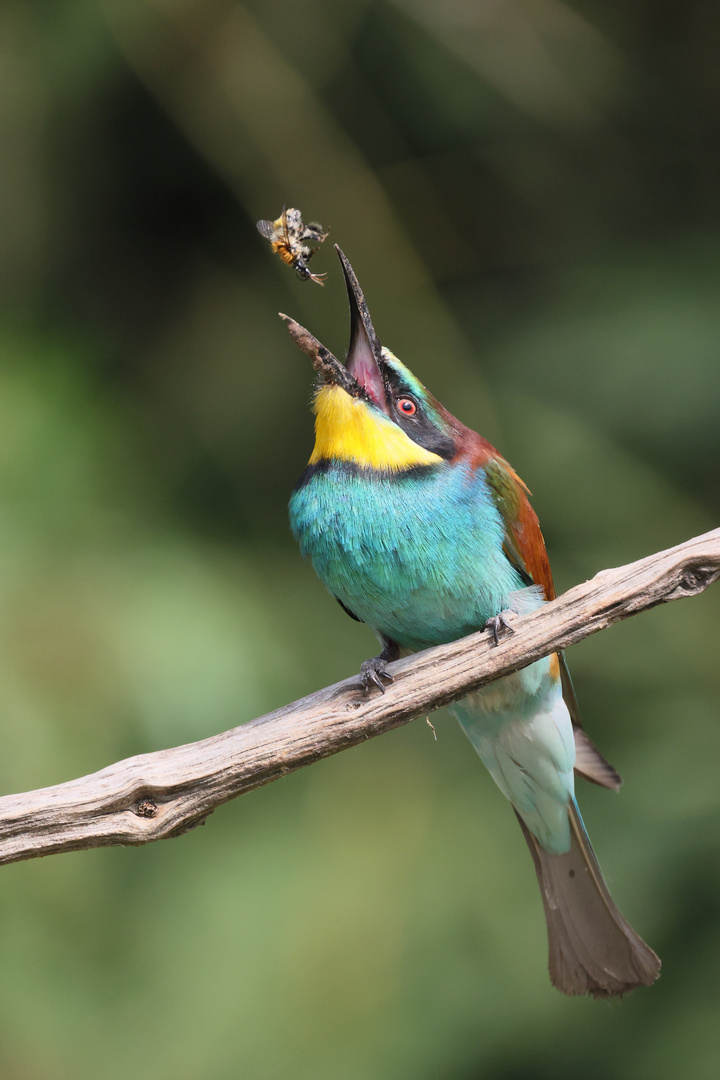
[0,529,718,867]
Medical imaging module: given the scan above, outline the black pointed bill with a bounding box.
[278,313,362,398]
[335,246,387,410]
[280,248,389,411]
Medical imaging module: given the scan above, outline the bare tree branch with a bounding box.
[0,529,718,867]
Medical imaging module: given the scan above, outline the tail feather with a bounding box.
[515,802,661,997]
[573,727,622,792]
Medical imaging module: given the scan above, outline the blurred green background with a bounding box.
[0,1,719,1077]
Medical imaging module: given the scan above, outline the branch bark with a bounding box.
[1,529,718,867]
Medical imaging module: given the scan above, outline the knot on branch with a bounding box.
[135,798,158,818]
[665,563,720,601]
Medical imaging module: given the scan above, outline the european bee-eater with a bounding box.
[285,247,660,997]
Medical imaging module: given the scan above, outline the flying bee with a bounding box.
[256,207,329,285]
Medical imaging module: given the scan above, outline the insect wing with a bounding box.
[256,219,277,240]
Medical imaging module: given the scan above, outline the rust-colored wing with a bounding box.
[483,454,555,601]
[482,452,621,792]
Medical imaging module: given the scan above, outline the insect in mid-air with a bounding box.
[256,207,329,285]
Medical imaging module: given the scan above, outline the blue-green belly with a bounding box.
[289,462,524,651]
[290,459,576,854]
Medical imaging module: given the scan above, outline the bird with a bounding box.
[283,245,660,997]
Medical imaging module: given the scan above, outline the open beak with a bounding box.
[336,247,387,409]
[280,247,389,411]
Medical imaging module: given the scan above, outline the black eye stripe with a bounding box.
[384,371,456,459]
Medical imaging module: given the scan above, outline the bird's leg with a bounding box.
[360,638,400,695]
[485,612,515,646]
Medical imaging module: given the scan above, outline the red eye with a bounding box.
[397,398,417,416]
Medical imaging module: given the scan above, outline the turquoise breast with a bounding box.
[289,461,524,651]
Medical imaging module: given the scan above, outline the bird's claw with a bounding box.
[485,612,515,646]
[360,657,394,695]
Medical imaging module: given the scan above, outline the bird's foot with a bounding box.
[485,611,515,646]
[358,639,400,695]
[360,656,394,695]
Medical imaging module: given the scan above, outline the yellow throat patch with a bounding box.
[309,385,444,470]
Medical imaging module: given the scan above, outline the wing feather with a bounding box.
[483,455,555,600]
[481,452,620,789]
